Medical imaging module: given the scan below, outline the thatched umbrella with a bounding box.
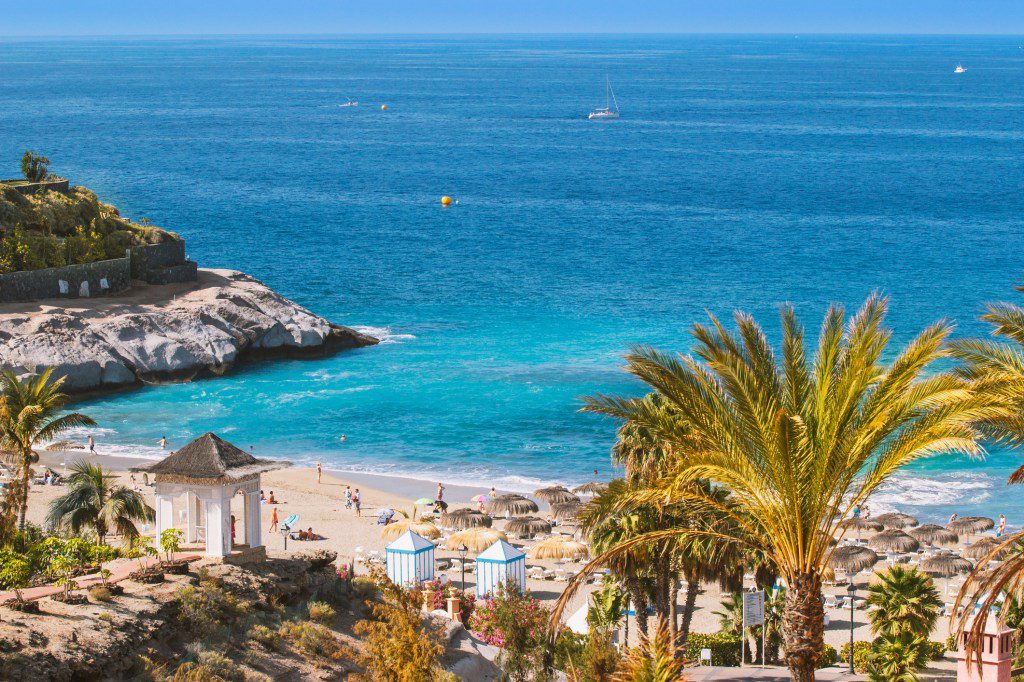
[921,552,973,596]
[842,517,884,540]
[868,528,920,554]
[440,508,492,530]
[828,545,879,574]
[572,482,606,496]
[962,537,1008,562]
[875,512,919,529]
[487,494,539,517]
[533,486,580,505]
[505,516,552,538]
[527,537,589,561]
[444,528,508,553]
[948,516,995,536]
[909,524,959,547]
[551,501,582,522]
[380,518,441,543]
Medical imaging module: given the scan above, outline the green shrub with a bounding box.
[0,228,64,273]
[925,640,948,660]
[840,641,872,673]
[307,600,336,624]
[946,633,959,654]
[88,585,113,602]
[352,576,377,599]
[817,643,839,668]
[278,621,347,660]
[174,571,249,637]
[248,624,282,650]
[194,650,245,682]
[681,632,743,667]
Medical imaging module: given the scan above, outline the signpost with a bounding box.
[742,590,766,667]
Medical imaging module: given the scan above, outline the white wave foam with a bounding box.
[869,473,995,513]
[351,325,416,345]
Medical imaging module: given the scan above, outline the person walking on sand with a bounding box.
[159,436,167,449]
[87,435,96,453]
[998,514,1007,537]
[353,489,361,517]
[437,482,445,502]
[344,485,352,509]
[317,462,322,484]
[270,506,278,532]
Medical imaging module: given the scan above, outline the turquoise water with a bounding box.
[2,35,1024,522]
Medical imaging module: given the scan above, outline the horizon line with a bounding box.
[3,31,1024,39]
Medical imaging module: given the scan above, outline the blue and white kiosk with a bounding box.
[385,530,435,587]
[475,539,526,598]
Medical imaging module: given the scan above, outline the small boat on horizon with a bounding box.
[954,63,966,74]
[588,76,619,120]
[339,97,359,107]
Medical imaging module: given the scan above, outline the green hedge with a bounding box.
[682,632,743,666]
[817,643,839,669]
[840,641,872,673]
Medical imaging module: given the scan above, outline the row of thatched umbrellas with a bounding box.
[845,513,995,535]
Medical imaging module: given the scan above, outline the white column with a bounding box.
[155,493,174,537]
[245,491,262,548]
[204,493,229,557]
[185,491,199,543]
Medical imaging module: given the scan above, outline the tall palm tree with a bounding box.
[864,565,941,639]
[46,460,153,545]
[0,369,95,531]
[567,295,1002,682]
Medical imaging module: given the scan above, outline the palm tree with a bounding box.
[0,369,95,531]
[46,460,153,545]
[568,295,1002,682]
[866,632,929,682]
[865,565,941,639]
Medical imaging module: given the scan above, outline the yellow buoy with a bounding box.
[381,104,387,111]
[441,196,452,207]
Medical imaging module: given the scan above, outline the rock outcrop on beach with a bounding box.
[0,268,377,394]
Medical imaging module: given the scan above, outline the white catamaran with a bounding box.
[588,76,619,120]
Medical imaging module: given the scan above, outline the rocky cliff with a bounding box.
[0,269,377,394]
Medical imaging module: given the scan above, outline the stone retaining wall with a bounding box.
[0,178,70,195]
[129,241,186,278]
[0,255,131,303]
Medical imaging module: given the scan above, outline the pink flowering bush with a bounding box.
[469,580,551,680]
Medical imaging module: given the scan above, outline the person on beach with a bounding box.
[270,506,278,532]
[344,485,352,509]
[489,486,496,499]
[87,435,96,453]
[268,491,278,504]
[159,436,167,449]
[260,489,266,503]
[949,512,958,525]
[353,489,361,517]
[852,505,860,519]
[998,514,1006,537]
[317,463,322,484]
[340,434,346,442]
[437,482,445,501]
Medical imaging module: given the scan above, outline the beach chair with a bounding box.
[824,594,838,609]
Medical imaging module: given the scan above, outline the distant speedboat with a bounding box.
[588,76,619,120]
[954,63,966,74]
[339,98,359,107]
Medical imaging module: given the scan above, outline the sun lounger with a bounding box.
[824,595,838,609]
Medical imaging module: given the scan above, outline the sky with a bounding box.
[2,0,1023,36]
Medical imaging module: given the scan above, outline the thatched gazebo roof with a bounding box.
[487,494,539,516]
[868,528,920,553]
[533,486,580,505]
[920,553,972,578]
[962,537,1008,561]
[874,512,919,529]
[828,545,879,573]
[551,500,582,522]
[131,432,289,483]
[440,508,492,530]
[528,537,589,561]
[573,482,606,496]
[909,524,959,547]
[444,528,508,553]
[843,518,884,533]
[381,518,441,543]
[948,517,995,535]
[505,516,552,538]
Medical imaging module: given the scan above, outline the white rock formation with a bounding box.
[0,269,377,393]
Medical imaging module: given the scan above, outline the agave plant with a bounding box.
[567,295,1004,681]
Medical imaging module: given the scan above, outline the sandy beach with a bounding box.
[26,446,953,657]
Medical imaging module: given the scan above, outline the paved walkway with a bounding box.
[0,551,200,603]
[686,662,955,680]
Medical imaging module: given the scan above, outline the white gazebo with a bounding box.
[475,539,526,598]
[133,433,288,558]
[385,530,435,586]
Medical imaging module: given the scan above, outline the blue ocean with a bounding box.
[2,35,1023,522]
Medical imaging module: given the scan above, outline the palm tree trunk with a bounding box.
[679,568,699,644]
[782,572,824,682]
[626,578,649,637]
[669,571,679,645]
[17,454,30,531]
